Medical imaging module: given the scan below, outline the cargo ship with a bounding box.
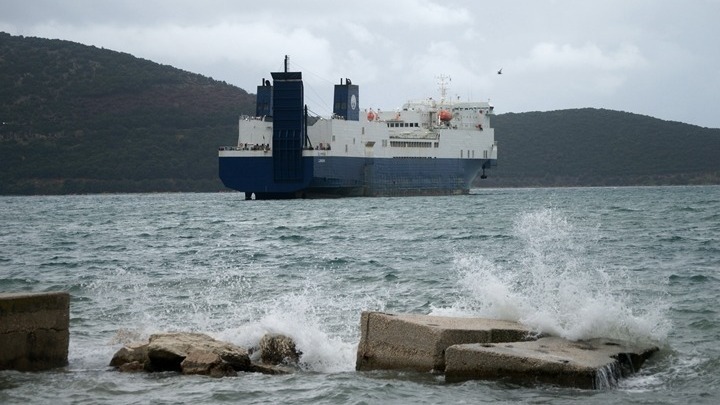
[218,57,497,199]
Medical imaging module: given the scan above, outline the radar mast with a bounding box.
[436,74,451,105]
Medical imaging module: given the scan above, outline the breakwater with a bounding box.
[0,292,69,371]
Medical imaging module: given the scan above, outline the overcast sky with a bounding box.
[2,0,719,128]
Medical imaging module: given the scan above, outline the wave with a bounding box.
[432,208,670,343]
[669,274,716,283]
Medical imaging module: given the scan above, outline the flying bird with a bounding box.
[497,68,503,75]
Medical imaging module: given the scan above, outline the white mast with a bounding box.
[436,74,451,105]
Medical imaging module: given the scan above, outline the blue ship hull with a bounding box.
[219,155,495,199]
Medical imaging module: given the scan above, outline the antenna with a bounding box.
[436,74,451,104]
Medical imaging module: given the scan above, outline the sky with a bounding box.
[2,0,720,128]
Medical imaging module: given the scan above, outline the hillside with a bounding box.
[482,109,720,187]
[1,32,719,195]
[0,32,254,194]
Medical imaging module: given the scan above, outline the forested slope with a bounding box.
[482,109,720,187]
[0,32,254,194]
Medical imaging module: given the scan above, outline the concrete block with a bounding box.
[0,292,70,371]
[444,336,659,389]
[356,311,534,372]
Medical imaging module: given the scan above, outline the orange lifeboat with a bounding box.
[438,109,452,122]
[367,111,376,121]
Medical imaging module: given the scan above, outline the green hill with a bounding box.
[483,109,720,187]
[1,32,719,195]
[0,32,254,194]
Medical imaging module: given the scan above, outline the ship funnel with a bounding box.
[256,77,272,117]
[333,79,359,121]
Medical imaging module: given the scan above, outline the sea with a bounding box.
[0,186,718,404]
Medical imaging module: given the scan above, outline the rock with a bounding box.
[118,361,146,373]
[146,333,210,372]
[259,333,301,365]
[247,362,294,375]
[444,336,659,389]
[356,311,535,372]
[146,332,251,373]
[110,332,252,376]
[109,343,149,369]
[109,331,301,377]
[181,350,237,377]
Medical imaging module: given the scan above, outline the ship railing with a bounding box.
[389,132,439,140]
[240,115,272,122]
[311,142,332,151]
[219,143,271,152]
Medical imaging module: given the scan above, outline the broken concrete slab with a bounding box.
[0,292,70,371]
[444,336,659,389]
[356,311,536,372]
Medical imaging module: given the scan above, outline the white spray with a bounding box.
[433,209,670,343]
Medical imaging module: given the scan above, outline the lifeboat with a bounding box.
[438,109,452,122]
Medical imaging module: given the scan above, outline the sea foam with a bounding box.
[217,289,359,373]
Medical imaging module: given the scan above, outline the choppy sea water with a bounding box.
[1,186,718,404]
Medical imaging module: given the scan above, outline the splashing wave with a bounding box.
[433,208,670,343]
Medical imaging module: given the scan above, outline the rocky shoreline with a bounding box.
[109,312,659,389]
